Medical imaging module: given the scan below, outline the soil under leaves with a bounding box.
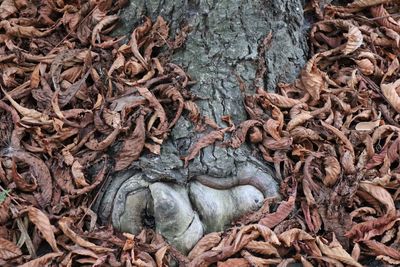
[0,0,400,266]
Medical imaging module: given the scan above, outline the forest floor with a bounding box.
[0,0,400,266]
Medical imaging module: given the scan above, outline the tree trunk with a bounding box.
[95,0,308,254]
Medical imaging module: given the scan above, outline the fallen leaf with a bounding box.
[19,252,63,267]
[259,178,297,228]
[0,237,22,260]
[355,120,380,131]
[343,26,363,55]
[345,215,400,242]
[381,79,400,113]
[359,182,396,215]
[8,150,52,207]
[217,258,250,267]
[323,156,341,186]
[363,240,400,260]
[279,228,314,247]
[91,15,119,46]
[155,246,169,267]
[115,114,146,171]
[27,206,59,252]
[230,120,262,148]
[316,236,362,267]
[58,217,113,253]
[244,240,280,257]
[301,55,326,101]
[183,129,227,167]
[188,232,222,260]
[11,160,37,192]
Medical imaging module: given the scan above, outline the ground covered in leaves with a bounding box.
[0,0,400,266]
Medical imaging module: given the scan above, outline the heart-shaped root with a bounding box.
[105,163,278,253]
[149,182,204,253]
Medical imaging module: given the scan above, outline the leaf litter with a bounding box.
[0,0,400,266]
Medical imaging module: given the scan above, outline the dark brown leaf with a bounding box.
[8,150,52,207]
[115,114,145,171]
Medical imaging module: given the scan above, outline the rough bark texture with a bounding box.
[95,0,308,254]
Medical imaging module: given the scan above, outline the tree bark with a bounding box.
[95,0,308,254]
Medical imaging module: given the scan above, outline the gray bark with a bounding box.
[94,0,308,254]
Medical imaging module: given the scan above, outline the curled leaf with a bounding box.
[0,237,22,260]
[323,156,341,187]
[381,79,400,113]
[183,129,227,167]
[316,236,362,267]
[343,26,363,55]
[8,151,52,207]
[188,232,222,260]
[115,114,146,171]
[19,252,63,267]
[27,206,59,252]
[58,217,113,253]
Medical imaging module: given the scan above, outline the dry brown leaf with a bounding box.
[0,20,53,37]
[381,79,400,113]
[351,243,361,262]
[230,120,262,148]
[343,26,363,55]
[27,206,59,252]
[321,121,355,157]
[30,64,41,89]
[188,232,222,260]
[345,216,400,242]
[370,4,400,33]
[137,87,168,135]
[58,217,113,253]
[262,136,292,150]
[349,207,376,219]
[301,55,326,101]
[316,236,362,267]
[264,92,303,108]
[287,112,313,131]
[217,258,250,267]
[323,156,341,187]
[11,160,37,192]
[19,252,63,267]
[279,228,314,247]
[355,58,374,75]
[108,52,125,76]
[259,179,297,228]
[58,71,90,107]
[359,182,396,215]
[0,197,10,225]
[244,240,280,257]
[71,160,89,188]
[155,246,169,267]
[265,119,281,140]
[8,150,52,207]
[0,237,22,260]
[183,129,226,167]
[2,88,50,123]
[348,0,392,8]
[376,255,400,265]
[0,0,17,20]
[115,114,146,171]
[241,250,282,266]
[290,126,321,141]
[363,240,400,260]
[355,120,380,131]
[85,127,121,151]
[91,15,119,46]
